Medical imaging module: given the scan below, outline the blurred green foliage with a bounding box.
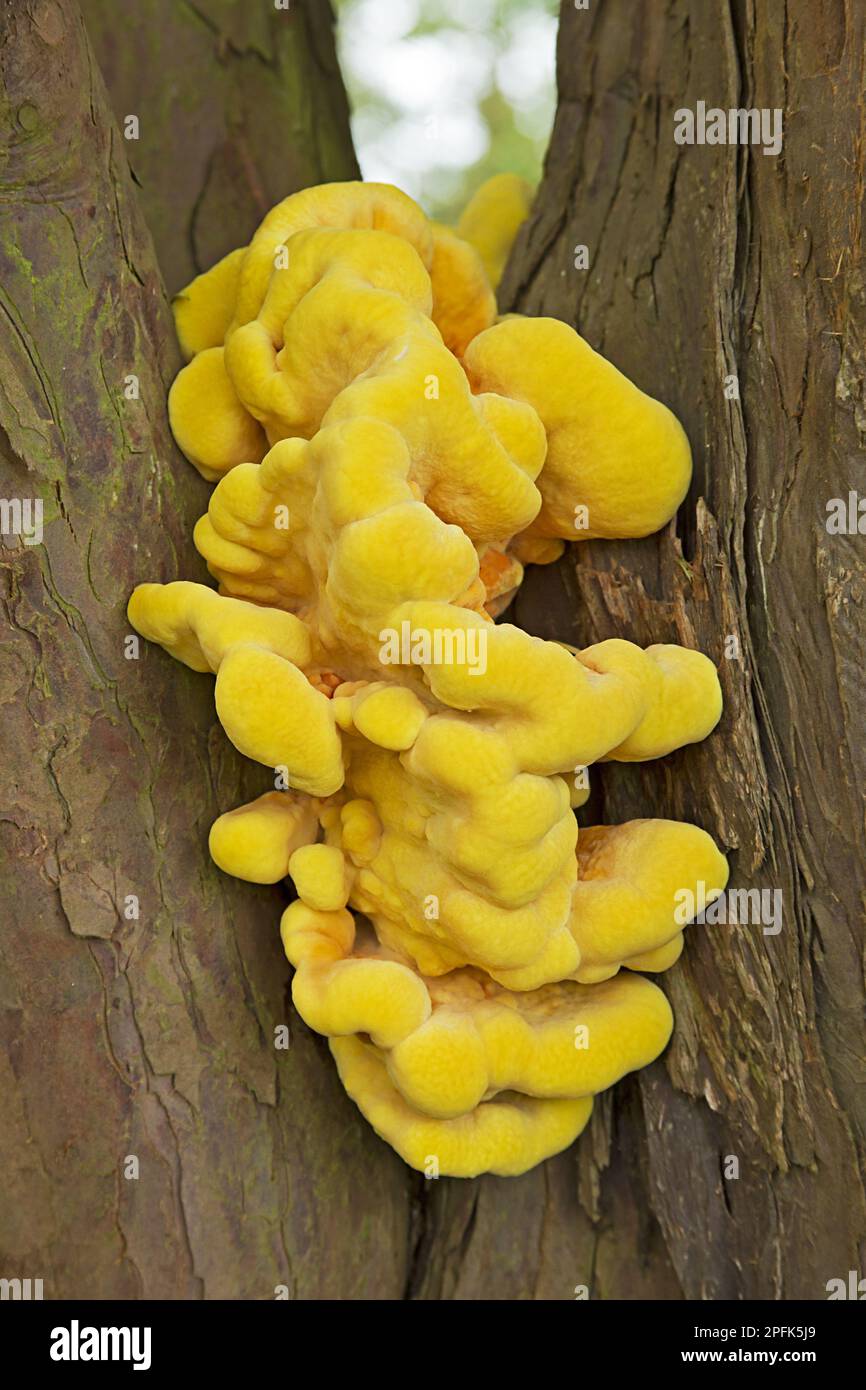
[334,0,559,220]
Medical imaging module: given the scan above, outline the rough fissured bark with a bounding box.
[475,0,864,1300]
[81,0,360,292]
[0,0,408,1300]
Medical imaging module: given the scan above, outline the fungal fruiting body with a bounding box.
[129,177,727,1178]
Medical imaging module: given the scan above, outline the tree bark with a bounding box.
[489,0,866,1299]
[80,0,359,293]
[0,0,409,1300]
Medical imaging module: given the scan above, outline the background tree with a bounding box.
[1,0,862,1299]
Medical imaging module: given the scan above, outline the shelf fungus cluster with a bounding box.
[129,175,728,1178]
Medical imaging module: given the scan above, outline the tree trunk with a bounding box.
[80,0,359,293]
[492,0,866,1299]
[0,0,409,1301]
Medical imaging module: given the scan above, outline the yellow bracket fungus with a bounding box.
[455,172,534,289]
[129,176,729,1179]
[332,1038,594,1179]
